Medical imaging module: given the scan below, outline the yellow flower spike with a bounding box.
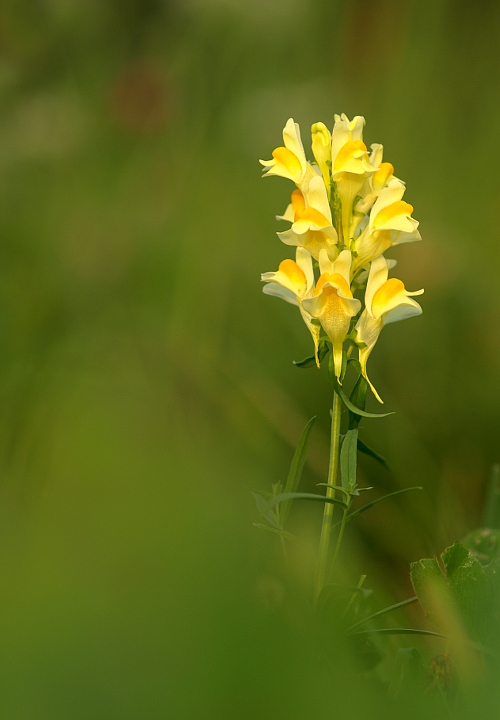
[277,177,338,261]
[330,115,375,245]
[352,178,421,272]
[311,122,332,192]
[260,118,307,185]
[261,248,321,359]
[355,255,424,402]
[302,250,361,380]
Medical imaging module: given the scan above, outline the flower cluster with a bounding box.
[260,115,424,402]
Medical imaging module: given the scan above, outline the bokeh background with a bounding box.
[0,0,499,717]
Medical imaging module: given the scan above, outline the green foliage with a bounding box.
[411,541,497,645]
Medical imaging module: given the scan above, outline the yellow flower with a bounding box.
[352,178,421,273]
[355,255,424,402]
[277,177,338,261]
[351,143,395,235]
[311,122,332,192]
[302,250,361,380]
[330,114,375,244]
[260,118,307,185]
[261,248,321,361]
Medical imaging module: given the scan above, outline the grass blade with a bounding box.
[345,596,418,634]
[280,416,316,527]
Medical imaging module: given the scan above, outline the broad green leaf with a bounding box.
[252,524,295,540]
[252,492,279,529]
[340,429,358,491]
[345,596,418,634]
[357,439,389,469]
[348,374,367,430]
[331,375,394,418]
[482,464,500,529]
[388,648,424,699]
[411,542,493,644]
[410,556,449,627]
[442,542,492,641]
[461,528,500,565]
[268,492,347,510]
[280,416,316,528]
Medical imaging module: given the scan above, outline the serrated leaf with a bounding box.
[357,439,389,469]
[279,416,316,528]
[252,492,279,528]
[340,429,358,491]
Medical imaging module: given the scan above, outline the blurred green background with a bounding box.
[0,0,499,717]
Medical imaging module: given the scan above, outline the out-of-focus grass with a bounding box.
[0,0,500,716]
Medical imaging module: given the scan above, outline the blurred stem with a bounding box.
[315,390,342,599]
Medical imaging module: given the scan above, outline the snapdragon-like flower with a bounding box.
[311,122,332,192]
[331,114,375,244]
[277,176,338,260]
[261,248,321,362]
[355,255,424,402]
[351,143,395,235]
[260,118,308,186]
[352,178,421,273]
[302,250,361,380]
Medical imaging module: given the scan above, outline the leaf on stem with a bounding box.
[268,492,348,510]
[252,492,279,529]
[345,596,418,634]
[348,374,367,429]
[253,523,296,540]
[340,429,358,492]
[331,375,393,419]
[293,338,330,368]
[357,439,389,469]
[279,416,316,528]
[340,486,423,526]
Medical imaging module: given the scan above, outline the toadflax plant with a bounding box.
[257,114,424,599]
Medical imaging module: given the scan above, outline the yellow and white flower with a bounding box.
[330,114,375,244]
[261,248,321,361]
[311,122,332,192]
[277,177,338,260]
[302,250,361,380]
[355,255,424,402]
[351,143,395,235]
[260,118,308,185]
[352,178,421,272]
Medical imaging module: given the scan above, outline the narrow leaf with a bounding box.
[342,487,423,525]
[253,524,296,540]
[352,628,447,639]
[268,492,348,510]
[388,648,424,699]
[280,416,316,528]
[357,439,389,469]
[293,338,330,368]
[331,376,393,419]
[340,429,358,491]
[348,374,367,429]
[252,492,279,528]
[345,596,418,634]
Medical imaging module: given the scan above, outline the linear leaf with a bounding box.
[345,596,418,634]
[342,487,423,524]
[280,416,316,528]
[253,524,296,540]
[293,338,330,368]
[340,429,358,491]
[268,492,348,510]
[348,374,367,429]
[357,439,389,469]
[352,628,447,639]
[331,376,394,419]
[252,492,279,528]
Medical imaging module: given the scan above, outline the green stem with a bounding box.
[315,390,342,599]
[330,499,351,575]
